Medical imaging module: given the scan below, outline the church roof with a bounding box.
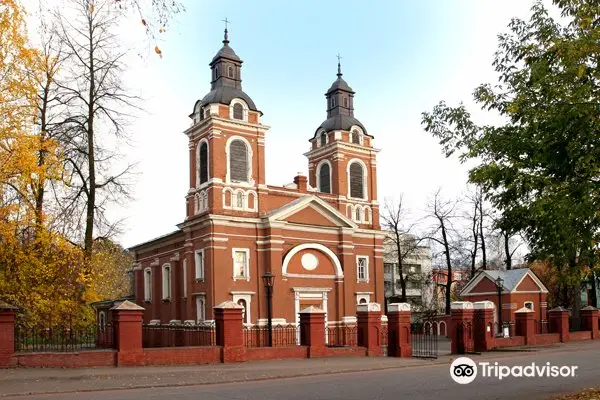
[326,76,354,94]
[210,43,241,64]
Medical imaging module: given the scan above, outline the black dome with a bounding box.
[200,86,258,112]
[313,115,371,138]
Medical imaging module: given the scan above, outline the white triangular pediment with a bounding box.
[264,195,358,229]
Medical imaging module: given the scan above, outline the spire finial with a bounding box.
[336,53,343,77]
[222,18,231,44]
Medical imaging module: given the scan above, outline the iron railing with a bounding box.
[15,324,114,353]
[142,322,215,348]
[411,321,439,358]
[326,325,358,347]
[243,324,299,347]
[535,320,549,334]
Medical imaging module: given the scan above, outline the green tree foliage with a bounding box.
[421,0,600,307]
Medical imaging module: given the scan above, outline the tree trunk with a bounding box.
[504,231,512,270]
[441,220,452,315]
[84,8,96,266]
[395,232,406,302]
[479,201,487,270]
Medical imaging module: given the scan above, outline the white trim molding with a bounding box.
[282,243,344,280]
[232,248,251,281]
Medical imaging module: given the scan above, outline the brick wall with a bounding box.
[246,346,308,361]
[570,331,592,341]
[533,333,560,345]
[494,336,525,348]
[13,350,116,368]
[142,346,221,366]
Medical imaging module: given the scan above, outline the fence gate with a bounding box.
[455,320,474,354]
[410,319,438,359]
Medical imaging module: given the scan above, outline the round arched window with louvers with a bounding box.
[229,140,249,182]
[319,163,331,193]
[349,162,364,199]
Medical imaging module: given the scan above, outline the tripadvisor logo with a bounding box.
[450,357,578,384]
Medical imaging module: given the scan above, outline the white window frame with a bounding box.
[524,301,534,311]
[356,256,369,283]
[232,293,253,324]
[195,249,205,281]
[196,295,206,323]
[182,258,188,298]
[144,267,152,302]
[319,131,328,147]
[196,139,210,189]
[162,263,172,300]
[346,159,368,201]
[229,98,249,122]
[232,248,250,281]
[316,159,333,194]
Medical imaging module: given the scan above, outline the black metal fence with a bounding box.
[411,321,438,359]
[326,325,358,347]
[243,324,299,347]
[15,324,114,353]
[142,323,215,348]
[535,320,550,334]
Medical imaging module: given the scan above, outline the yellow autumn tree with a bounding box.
[0,0,91,328]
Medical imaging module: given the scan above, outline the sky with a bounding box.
[24,0,548,249]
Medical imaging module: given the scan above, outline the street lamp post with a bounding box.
[495,276,504,336]
[262,272,275,347]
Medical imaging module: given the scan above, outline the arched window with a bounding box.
[359,298,367,304]
[237,299,248,324]
[215,66,220,78]
[236,191,244,208]
[355,206,362,222]
[229,139,249,182]
[351,130,361,144]
[332,97,336,107]
[228,65,234,78]
[343,97,348,107]
[233,103,244,120]
[144,268,152,302]
[198,142,208,185]
[318,163,331,193]
[162,264,171,300]
[349,162,364,198]
[320,132,327,146]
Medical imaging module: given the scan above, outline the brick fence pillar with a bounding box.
[450,301,474,354]
[357,302,382,357]
[112,300,145,366]
[387,303,411,357]
[0,302,17,368]
[299,306,326,358]
[581,306,599,339]
[214,301,245,363]
[473,301,495,352]
[549,306,570,343]
[515,307,535,345]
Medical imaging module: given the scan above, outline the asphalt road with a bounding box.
[21,346,600,400]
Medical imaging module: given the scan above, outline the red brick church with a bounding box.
[130,28,385,327]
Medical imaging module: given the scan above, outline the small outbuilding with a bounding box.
[460,268,548,329]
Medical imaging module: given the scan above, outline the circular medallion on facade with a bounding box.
[301,253,319,271]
